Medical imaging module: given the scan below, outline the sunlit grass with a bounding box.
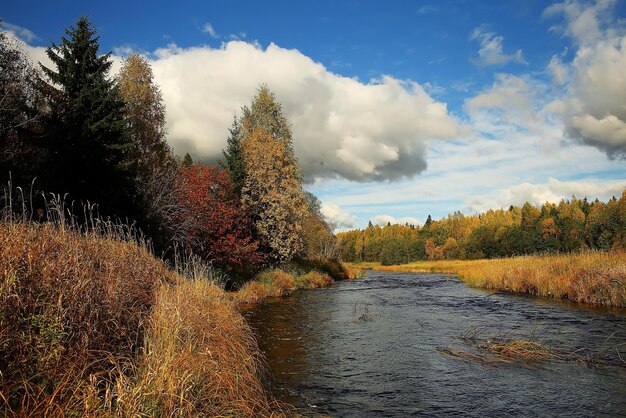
[357,252,626,307]
[235,269,334,304]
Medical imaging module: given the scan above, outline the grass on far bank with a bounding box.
[235,259,365,305]
[0,221,288,417]
[349,252,626,308]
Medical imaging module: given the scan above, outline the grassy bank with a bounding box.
[0,222,287,416]
[351,252,626,308]
[235,259,365,305]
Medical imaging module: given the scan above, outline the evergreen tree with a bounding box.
[222,115,245,194]
[41,16,136,216]
[182,153,193,167]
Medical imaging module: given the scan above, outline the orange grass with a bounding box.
[0,222,289,417]
[368,252,626,307]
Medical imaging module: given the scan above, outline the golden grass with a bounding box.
[112,279,288,417]
[341,263,366,280]
[362,252,626,308]
[235,269,334,304]
[0,222,289,417]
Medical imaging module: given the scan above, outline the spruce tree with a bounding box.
[222,115,245,195]
[41,16,136,217]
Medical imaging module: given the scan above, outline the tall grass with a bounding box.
[372,252,626,307]
[0,221,288,416]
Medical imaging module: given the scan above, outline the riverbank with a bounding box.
[346,252,626,308]
[0,222,289,416]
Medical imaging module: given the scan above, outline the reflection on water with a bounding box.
[245,271,626,417]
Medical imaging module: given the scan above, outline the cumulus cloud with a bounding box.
[146,41,463,182]
[320,203,357,230]
[8,23,463,182]
[470,25,527,67]
[370,215,419,227]
[544,0,626,158]
[201,23,219,38]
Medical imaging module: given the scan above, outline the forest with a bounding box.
[0,17,336,285]
[337,193,626,265]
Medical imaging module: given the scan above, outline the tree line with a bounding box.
[0,17,335,283]
[337,193,626,265]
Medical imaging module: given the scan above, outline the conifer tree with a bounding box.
[182,153,193,167]
[41,16,135,216]
[222,115,245,194]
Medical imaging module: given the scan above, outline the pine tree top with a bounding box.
[42,16,113,97]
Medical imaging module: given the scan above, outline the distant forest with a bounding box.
[337,193,626,265]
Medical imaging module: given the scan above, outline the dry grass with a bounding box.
[438,328,626,369]
[112,279,289,417]
[295,271,333,289]
[0,222,289,417]
[341,263,365,280]
[235,269,333,304]
[366,252,626,307]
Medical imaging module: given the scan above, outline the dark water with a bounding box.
[245,271,626,417]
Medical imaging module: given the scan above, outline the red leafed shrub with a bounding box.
[178,165,264,269]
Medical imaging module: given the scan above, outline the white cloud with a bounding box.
[320,203,356,230]
[201,23,219,38]
[371,215,419,227]
[146,41,463,182]
[11,27,463,182]
[470,25,527,67]
[543,0,616,45]
[547,55,569,85]
[0,21,38,42]
[543,0,626,158]
[466,177,626,212]
[464,73,545,133]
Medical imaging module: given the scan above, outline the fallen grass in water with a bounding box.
[438,327,626,369]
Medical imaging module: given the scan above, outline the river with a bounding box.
[245,270,626,417]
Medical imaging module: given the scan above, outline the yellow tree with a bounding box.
[117,53,170,174]
[242,128,308,262]
[117,53,183,252]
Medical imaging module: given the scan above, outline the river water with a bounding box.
[245,271,626,417]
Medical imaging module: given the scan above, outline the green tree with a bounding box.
[41,17,136,216]
[182,152,193,167]
[222,115,245,195]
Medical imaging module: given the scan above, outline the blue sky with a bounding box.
[2,0,626,230]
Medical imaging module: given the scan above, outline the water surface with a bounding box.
[246,271,626,417]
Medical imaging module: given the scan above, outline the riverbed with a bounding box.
[245,270,626,417]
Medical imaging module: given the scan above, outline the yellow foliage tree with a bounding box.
[241,128,308,262]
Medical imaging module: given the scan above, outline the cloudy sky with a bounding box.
[2,0,625,230]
